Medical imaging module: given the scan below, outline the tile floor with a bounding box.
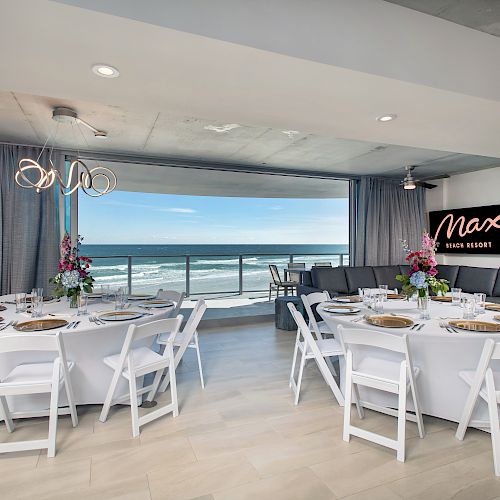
[0,322,499,499]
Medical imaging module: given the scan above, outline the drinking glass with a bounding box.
[15,293,27,313]
[77,293,88,316]
[373,292,384,314]
[462,298,476,320]
[418,295,431,320]
[31,295,43,318]
[451,288,462,306]
[362,288,371,306]
[358,288,363,298]
[474,293,486,315]
[379,284,388,301]
[31,288,43,298]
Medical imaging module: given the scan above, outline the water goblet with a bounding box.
[362,288,371,306]
[451,288,462,306]
[474,293,486,315]
[379,284,388,301]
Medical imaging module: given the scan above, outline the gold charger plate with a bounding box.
[448,320,500,333]
[431,296,452,302]
[14,319,68,332]
[485,304,500,312]
[387,293,406,300]
[99,311,144,322]
[365,315,414,328]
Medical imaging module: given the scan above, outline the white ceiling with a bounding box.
[1,0,500,197]
[386,0,500,38]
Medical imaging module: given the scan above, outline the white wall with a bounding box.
[427,166,500,268]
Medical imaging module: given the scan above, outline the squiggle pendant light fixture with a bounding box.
[14,107,117,197]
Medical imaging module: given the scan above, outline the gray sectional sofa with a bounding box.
[298,264,500,304]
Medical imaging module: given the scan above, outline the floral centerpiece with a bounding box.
[50,233,94,307]
[396,232,449,299]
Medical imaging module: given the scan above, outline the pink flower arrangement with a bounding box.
[396,232,449,298]
[51,233,94,299]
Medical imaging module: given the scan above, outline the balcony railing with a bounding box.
[83,252,350,297]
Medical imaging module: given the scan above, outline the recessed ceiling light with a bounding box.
[376,114,397,122]
[282,130,300,138]
[94,132,108,139]
[92,64,120,78]
[204,124,241,133]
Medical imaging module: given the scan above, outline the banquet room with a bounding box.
[1,1,500,499]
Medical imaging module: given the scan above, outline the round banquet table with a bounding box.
[0,295,173,413]
[318,298,500,425]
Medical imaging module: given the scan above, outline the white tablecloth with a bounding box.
[0,295,173,412]
[318,298,500,424]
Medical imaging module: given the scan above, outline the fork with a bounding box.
[0,321,14,331]
[439,321,455,333]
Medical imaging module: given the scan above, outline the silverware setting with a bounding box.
[350,316,363,323]
[439,321,458,333]
[89,315,105,325]
[0,321,17,331]
[410,323,424,331]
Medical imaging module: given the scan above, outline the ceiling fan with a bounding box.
[401,166,449,190]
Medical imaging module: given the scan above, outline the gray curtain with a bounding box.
[0,145,62,295]
[355,177,427,266]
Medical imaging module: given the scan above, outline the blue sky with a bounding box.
[78,191,349,244]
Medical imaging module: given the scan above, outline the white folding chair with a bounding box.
[456,339,500,475]
[0,333,78,458]
[301,291,333,339]
[99,316,183,438]
[287,303,344,406]
[157,289,185,318]
[338,325,424,462]
[157,299,207,392]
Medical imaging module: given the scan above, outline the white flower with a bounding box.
[61,270,81,289]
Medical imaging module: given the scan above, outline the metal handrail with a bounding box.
[82,252,349,296]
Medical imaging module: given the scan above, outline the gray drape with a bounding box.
[0,145,62,295]
[355,177,427,266]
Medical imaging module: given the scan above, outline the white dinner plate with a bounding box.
[128,294,156,301]
[99,311,144,321]
[322,305,361,314]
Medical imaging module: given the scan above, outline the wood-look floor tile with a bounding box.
[213,467,335,500]
[148,452,259,499]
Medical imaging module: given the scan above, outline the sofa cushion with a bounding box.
[435,265,460,288]
[455,266,498,296]
[372,266,402,290]
[311,267,348,294]
[344,267,377,294]
[493,273,500,298]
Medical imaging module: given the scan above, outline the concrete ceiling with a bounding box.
[386,1,500,38]
[1,0,500,197]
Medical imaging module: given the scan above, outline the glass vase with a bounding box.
[417,286,430,320]
[69,292,79,308]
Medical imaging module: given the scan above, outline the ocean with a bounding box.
[81,244,349,296]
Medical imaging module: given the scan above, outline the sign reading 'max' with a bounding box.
[429,205,500,254]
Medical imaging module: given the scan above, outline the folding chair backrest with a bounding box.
[183,299,207,340]
[492,341,500,360]
[339,326,407,354]
[157,290,186,317]
[269,265,282,285]
[301,291,330,339]
[289,263,305,269]
[0,335,59,354]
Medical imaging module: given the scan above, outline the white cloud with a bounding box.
[159,208,197,213]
